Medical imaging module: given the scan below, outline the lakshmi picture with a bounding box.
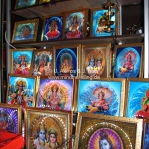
[74,113,143,149]
[6,75,37,110]
[37,78,74,111]
[76,79,125,116]
[114,43,144,78]
[25,107,72,149]
[143,120,149,149]
[15,0,37,9]
[54,45,80,76]
[11,49,34,75]
[0,103,22,134]
[81,43,111,77]
[63,9,88,39]
[126,78,149,119]
[43,15,63,41]
[31,50,53,76]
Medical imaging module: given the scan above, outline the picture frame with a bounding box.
[42,14,64,41]
[125,78,149,119]
[36,77,74,111]
[63,8,89,39]
[0,103,22,134]
[81,43,111,77]
[11,19,39,43]
[24,107,72,149]
[74,112,143,149]
[90,6,118,37]
[10,48,35,75]
[113,43,144,78]
[31,49,53,76]
[53,44,81,76]
[74,78,126,117]
[6,75,38,111]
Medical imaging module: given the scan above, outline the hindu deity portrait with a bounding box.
[16,0,36,8]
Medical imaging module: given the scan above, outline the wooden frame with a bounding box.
[24,107,72,149]
[0,103,22,134]
[11,19,39,43]
[113,43,144,78]
[74,78,126,117]
[81,43,111,77]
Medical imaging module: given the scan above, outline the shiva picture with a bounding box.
[54,45,79,76]
[114,44,143,78]
[77,79,125,116]
[43,16,63,41]
[63,10,88,39]
[37,78,73,111]
[91,8,117,37]
[11,49,33,75]
[126,79,149,119]
[7,75,37,110]
[143,121,149,149]
[15,0,37,9]
[32,50,52,76]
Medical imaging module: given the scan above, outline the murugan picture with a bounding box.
[32,50,53,76]
[15,0,37,9]
[25,107,72,149]
[11,49,34,75]
[114,43,144,78]
[6,75,37,110]
[37,78,74,111]
[43,15,63,41]
[76,79,125,116]
[0,103,22,134]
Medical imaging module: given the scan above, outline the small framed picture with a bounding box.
[63,8,89,39]
[11,19,39,43]
[81,43,111,77]
[10,48,34,75]
[113,43,144,78]
[125,78,149,119]
[31,49,53,76]
[15,0,38,9]
[74,113,143,149]
[74,78,126,117]
[143,119,149,149]
[42,14,63,41]
[53,44,81,76]
[90,6,118,37]
[37,77,74,111]
[25,107,72,149]
[6,75,38,111]
[0,103,22,134]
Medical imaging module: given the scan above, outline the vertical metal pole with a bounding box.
[119,5,122,35]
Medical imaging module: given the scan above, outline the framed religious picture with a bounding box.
[6,75,38,111]
[15,0,38,9]
[125,78,149,119]
[74,78,126,116]
[113,43,144,78]
[31,49,53,76]
[143,119,149,149]
[11,19,39,43]
[53,44,81,76]
[90,6,118,37]
[24,107,72,149]
[36,77,74,111]
[81,43,111,77]
[0,103,22,134]
[10,48,34,76]
[63,8,89,39]
[42,14,63,41]
[73,113,143,149]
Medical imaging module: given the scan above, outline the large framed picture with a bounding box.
[53,44,81,76]
[10,48,34,75]
[81,43,111,77]
[11,19,39,43]
[74,78,126,116]
[113,43,144,78]
[37,77,74,111]
[0,103,22,134]
[74,113,143,149]
[24,107,72,149]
